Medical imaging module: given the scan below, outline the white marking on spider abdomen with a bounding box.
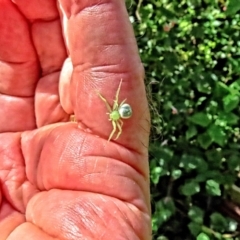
[119,103,132,119]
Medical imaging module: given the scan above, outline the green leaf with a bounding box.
[214,81,230,97]
[217,111,239,125]
[210,212,228,231]
[228,185,240,206]
[226,0,240,15]
[223,94,239,112]
[230,79,240,92]
[196,81,211,94]
[228,219,238,232]
[188,222,201,237]
[188,113,212,127]
[155,236,168,240]
[207,124,226,146]
[197,133,212,149]
[152,198,176,228]
[195,171,224,183]
[197,233,210,240]
[186,125,198,139]
[150,167,162,184]
[181,181,200,196]
[206,149,222,168]
[188,206,204,224]
[171,169,182,179]
[228,154,240,171]
[206,179,221,196]
[180,154,208,173]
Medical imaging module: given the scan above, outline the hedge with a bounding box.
[127,0,240,239]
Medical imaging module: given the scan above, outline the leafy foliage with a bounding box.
[127,0,240,239]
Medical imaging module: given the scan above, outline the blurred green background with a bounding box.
[126,0,240,239]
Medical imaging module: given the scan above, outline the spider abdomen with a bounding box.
[119,103,132,119]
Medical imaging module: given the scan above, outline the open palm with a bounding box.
[0,0,151,239]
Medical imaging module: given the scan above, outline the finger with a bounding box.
[0,0,69,131]
[3,124,150,216]
[29,6,69,126]
[11,0,58,20]
[0,200,25,239]
[25,190,151,240]
[7,222,59,240]
[58,0,150,152]
[21,125,150,213]
[0,132,40,214]
[0,0,38,132]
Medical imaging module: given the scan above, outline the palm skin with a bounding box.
[0,0,151,240]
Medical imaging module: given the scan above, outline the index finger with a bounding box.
[59,0,150,153]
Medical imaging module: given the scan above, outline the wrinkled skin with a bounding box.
[0,0,151,239]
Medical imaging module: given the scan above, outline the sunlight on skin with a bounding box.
[0,0,151,239]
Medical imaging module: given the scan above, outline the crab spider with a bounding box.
[97,79,132,141]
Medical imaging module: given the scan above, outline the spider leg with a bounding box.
[113,79,123,109]
[108,120,117,141]
[119,98,127,107]
[97,92,112,113]
[114,120,123,140]
[120,119,123,127]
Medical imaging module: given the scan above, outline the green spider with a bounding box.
[98,79,133,141]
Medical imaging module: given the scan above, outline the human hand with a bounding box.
[0,0,151,239]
